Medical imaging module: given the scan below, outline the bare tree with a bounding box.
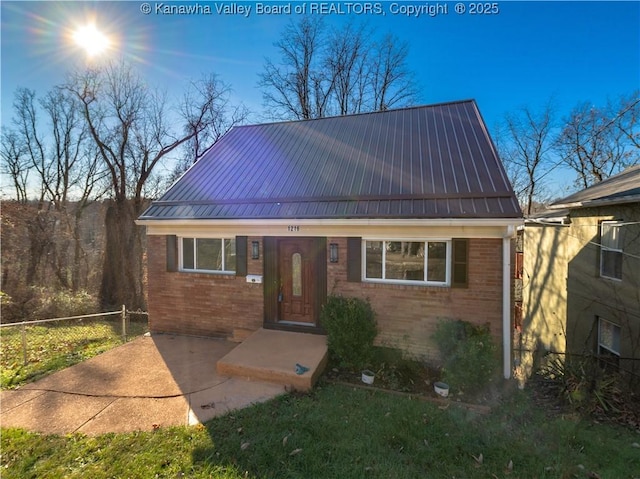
[612,91,640,150]
[259,17,329,120]
[9,86,105,290]
[12,88,48,203]
[369,34,417,112]
[259,18,418,120]
[65,60,245,309]
[557,95,639,189]
[167,74,250,184]
[498,103,556,215]
[1,128,30,203]
[326,21,370,115]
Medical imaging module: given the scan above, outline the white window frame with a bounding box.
[600,220,623,281]
[597,317,621,357]
[179,236,236,274]
[362,239,451,286]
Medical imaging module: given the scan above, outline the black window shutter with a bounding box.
[347,237,362,282]
[236,236,248,276]
[166,235,178,272]
[452,238,468,288]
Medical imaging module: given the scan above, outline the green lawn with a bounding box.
[2,383,639,478]
[0,320,147,389]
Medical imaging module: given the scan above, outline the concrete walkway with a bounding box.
[0,334,286,435]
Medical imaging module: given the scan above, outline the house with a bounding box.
[137,100,523,379]
[519,165,640,385]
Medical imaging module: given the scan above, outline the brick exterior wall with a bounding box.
[328,237,504,360]
[147,235,264,338]
[148,235,504,361]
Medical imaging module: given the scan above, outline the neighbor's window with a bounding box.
[598,317,621,368]
[180,237,236,273]
[600,221,623,280]
[364,240,450,285]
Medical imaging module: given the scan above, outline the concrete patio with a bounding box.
[217,328,328,391]
[1,329,328,435]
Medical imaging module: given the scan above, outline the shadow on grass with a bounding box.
[191,384,490,479]
[190,382,640,479]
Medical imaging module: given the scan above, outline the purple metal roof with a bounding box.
[140,100,522,220]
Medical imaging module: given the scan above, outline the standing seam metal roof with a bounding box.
[140,100,522,220]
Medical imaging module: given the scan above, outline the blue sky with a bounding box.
[1,1,639,192]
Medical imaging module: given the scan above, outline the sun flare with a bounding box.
[73,23,109,57]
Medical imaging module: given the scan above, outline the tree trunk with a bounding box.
[100,199,146,310]
[26,206,54,286]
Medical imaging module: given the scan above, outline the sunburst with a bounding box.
[73,23,110,57]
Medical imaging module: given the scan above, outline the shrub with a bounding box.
[320,295,377,370]
[33,288,97,319]
[0,286,98,323]
[432,319,498,394]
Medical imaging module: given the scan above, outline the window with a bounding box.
[598,318,621,369]
[600,221,623,280]
[364,240,450,285]
[180,237,236,273]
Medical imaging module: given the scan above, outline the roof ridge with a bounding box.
[234,99,479,130]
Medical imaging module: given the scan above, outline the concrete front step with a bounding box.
[216,328,328,391]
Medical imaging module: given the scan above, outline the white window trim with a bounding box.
[600,220,623,281]
[179,236,236,274]
[598,317,621,357]
[361,238,451,287]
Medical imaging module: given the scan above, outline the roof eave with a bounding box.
[550,194,640,210]
[136,217,523,228]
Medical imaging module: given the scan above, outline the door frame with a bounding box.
[263,236,327,334]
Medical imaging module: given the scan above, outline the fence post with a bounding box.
[121,305,127,342]
[21,324,27,366]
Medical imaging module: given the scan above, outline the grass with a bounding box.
[2,382,639,478]
[0,320,147,389]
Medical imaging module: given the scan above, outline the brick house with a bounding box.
[138,100,523,378]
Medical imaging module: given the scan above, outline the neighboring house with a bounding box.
[520,165,640,384]
[137,100,522,378]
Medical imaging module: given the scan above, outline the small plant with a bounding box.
[370,346,428,392]
[432,319,498,394]
[320,295,377,370]
[536,353,626,417]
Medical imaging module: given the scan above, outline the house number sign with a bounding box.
[287,225,300,232]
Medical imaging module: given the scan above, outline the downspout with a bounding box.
[502,230,513,379]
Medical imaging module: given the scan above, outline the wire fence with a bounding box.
[0,306,149,389]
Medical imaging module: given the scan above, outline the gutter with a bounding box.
[502,225,516,379]
[136,217,524,228]
[523,217,571,226]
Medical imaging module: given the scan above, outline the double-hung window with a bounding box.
[600,221,623,280]
[364,240,450,286]
[180,237,236,273]
[598,317,621,368]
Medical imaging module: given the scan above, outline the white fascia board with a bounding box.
[549,195,640,210]
[138,217,523,239]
